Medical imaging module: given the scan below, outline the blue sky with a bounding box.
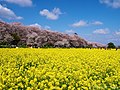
[0,0,120,45]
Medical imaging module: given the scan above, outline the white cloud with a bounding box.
[44,25,51,30]
[115,31,120,35]
[100,0,120,8]
[71,20,103,27]
[93,28,109,34]
[92,21,103,25]
[29,23,42,29]
[0,4,23,20]
[5,0,33,7]
[40,8,62,20]
[65,30,75,34]
[29,23,51,30]
[71,20,87,27]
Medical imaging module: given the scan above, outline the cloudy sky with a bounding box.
[0,0,120,45]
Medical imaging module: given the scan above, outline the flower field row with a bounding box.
[0,48,120,90]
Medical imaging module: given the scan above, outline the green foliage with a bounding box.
[11,33,20,45]
[107,42,116,48]
[0,45,11,48]
[19,44,28,48]
[0,41,11,48]
[86,44,92,48]
[118,46,120,49]
[0,41,8,45]
[11,33,20,41]
[42,43,54,48]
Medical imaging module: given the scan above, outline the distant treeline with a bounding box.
[0,42,119,49]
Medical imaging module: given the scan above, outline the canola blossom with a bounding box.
[0,48,120,90]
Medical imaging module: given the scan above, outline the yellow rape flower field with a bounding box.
[0,48,120,90]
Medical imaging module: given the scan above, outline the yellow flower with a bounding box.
[26,87,32,90]
[0,48,120,89]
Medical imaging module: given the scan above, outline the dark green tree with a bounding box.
[74,33,78,35]
[118,46,120,49]
[11,33,20,46]
[107,42,116,48]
